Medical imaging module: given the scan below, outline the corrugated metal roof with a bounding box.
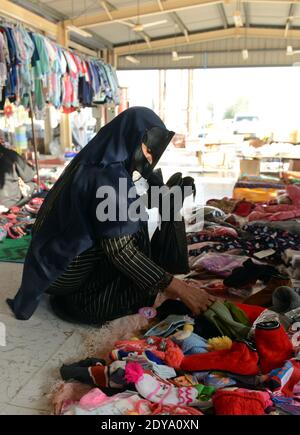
[9,1,300,68]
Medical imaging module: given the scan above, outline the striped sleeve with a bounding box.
[100,234,173,295]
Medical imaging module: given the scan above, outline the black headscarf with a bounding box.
[8,107,174,320]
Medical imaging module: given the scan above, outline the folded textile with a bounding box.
[190,253,250,278]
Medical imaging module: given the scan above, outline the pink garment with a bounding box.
[190,253,249,277]
[188,242,220,252]
[79,388,108,409]
[62,74,74,108]
[248,208,300,222]
[51,382,92,415]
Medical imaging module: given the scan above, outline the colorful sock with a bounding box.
[255,321,294,374]
[125,362,202,407]
[60,358,105,386]
[180,342,259,376]
[60,359,127,389]
[90,361,127,389]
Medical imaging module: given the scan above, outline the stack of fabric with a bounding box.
[233,175,287,202]
[0,22,119,112]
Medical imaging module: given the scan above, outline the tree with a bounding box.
[223,97,250,119]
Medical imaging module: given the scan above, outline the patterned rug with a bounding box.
[0,235,30,263]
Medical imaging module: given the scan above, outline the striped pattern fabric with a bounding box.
[48,228,173,325]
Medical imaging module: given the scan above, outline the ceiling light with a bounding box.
[125,55,140,64]
[242,49,249,60]
[67,25,92,38]
[233,10,243,28]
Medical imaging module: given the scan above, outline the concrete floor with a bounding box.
[0,175,236,415]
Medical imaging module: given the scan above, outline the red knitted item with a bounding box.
[235,302,265,324]
[213,389,272,415]
[90,366,108,388]
[255,323,294,374]
[180,342,259,375]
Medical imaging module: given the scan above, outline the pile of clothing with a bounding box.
[0,197,44,241]
[0,22,119,112]
[50,183,300,415]
[53,299,300,415]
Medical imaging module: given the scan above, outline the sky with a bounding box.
[118,67,300,137]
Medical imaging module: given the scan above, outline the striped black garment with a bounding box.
[47,228,173,325]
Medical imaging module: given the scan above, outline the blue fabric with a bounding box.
[8,107,168,320]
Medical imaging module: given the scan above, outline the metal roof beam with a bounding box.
[68,0,222,29]
[169,12,190,42]
[114,26,300,55]
[68,1,300,29]
[217,3,228,29]
[243,2,251,27]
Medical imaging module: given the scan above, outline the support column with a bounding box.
[44,105,52,154]
[57,22,72,151]
[187,69,194,137]
[159,69,166,123]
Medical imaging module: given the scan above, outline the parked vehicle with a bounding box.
[233,114,260,136]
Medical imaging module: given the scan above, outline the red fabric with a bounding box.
[235,303,265,325]
[90,366,108,388]
[213,389,272,415]
[180,342,259,375]
[255,325,294,374]
[234,200,254,217]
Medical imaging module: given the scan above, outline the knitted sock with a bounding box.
[60,358,105,386]
[180,342,259,375]
[125,362,201,406]
[255,321,294,374]
[90,361,127,389]
[60,359,127,389]
[213,388,273,415]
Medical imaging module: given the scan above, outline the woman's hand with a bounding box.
[164,277,216,316]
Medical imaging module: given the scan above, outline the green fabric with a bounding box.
[224,301,251,326]
[0,235,30,263]
[204,300,251,340]
[195,384,215,401]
